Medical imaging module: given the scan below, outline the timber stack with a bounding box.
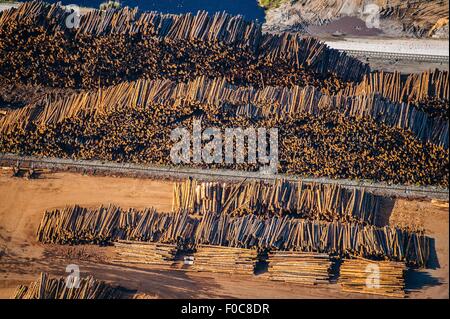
[0,4,447,187]
[112,241,178,267]
[1,76,447,186]
[266,251,334,285]
[35,205,431,267]
[12,272,122,299]
[1,76,447,149]
[194,212,431,267]
[173,178,382,224]
[35,205,194,245]
[347,70,449,120]
[0,1,368,91]
[191,245,257,275]
[339,258,406,298]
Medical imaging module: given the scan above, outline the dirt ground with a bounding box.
[0,172,447,299]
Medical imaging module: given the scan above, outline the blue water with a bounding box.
[33,0,266,22]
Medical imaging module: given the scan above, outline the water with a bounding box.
[35,0,266,22]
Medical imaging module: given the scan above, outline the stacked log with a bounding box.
[2,76,446,148]
[35,205,431,266]
[12,272,122,299]
[190,245,257,275]
[348,70,449,120]
[35,205,193,245]
[173,179,382,224]
[111,240,178,267]
[339,258,406,298]
[194,213,431,267]
[266,251,333,285]
[0,1,368,91]
[1,76,447,186]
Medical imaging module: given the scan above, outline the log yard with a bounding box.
[0,0,448,306]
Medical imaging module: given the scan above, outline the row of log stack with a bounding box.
[346,70,449,119]
[12,272,122,299]
[1,105,447,186]
[111,241,178,267]
[173,179,383,225]
[1,73,447,146]
[0,1,368,90]
[189,245,257,275]
[265,251,334,285]
[35,205,431,267]
[36,205,181,244]
[1,75,447,151]
[339,258,406,298]
[194,213,430,267]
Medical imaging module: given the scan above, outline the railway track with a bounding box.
[339,49,449,63]
[0,153,448,200]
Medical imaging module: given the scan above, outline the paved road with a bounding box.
[339,49,449,63]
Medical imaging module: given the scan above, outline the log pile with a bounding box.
[0,1,368,91]
[266,251,333,285]
[194,213,431,267]
[0,3,447,186]
[2,76,447,149]
[111,240,178,267]
[0,76,447,186]
[35,205,192,245]
[12,272,122,299]
[35,205,431,266]
[173,178,382,224]
[339,258,406,298]
[348,70,449,119]
[191,245,257,275]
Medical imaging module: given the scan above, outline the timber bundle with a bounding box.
[36,205,187,244]
[339,258,406,298]
[12,272,122,299]
[348,70,449,119]
[193,213,430,267]
[173,179,382,224]
[35,205,430,266]
[190,245,257,275]
[1,76,447,149]
[266,251,334,285]
[112,241,178,267]
[0,1,368,91]
[0,76,448,186]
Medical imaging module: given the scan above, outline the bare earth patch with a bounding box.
[0,172,447,298]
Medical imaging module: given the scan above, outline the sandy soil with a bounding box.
[0,172,447,299]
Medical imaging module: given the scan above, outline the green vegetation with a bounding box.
[258,0,293,10]
[99,1,122,10]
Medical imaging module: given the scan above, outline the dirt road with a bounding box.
[0,172,447,299]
